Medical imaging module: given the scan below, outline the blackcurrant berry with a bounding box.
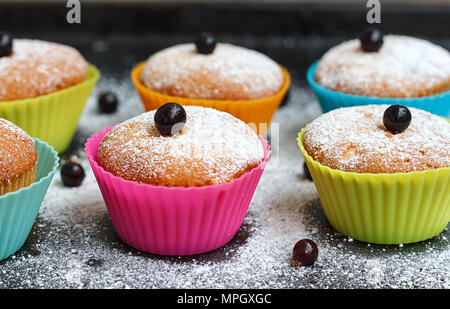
[292,239,318,267]
[154,102,187,136]
[383,104,412,134]
[0,32,13,58]
[195,32,217,55]
[98,91,119,114]
[61,156,85,187]
[359,28,383,52]
[304,162,312,181]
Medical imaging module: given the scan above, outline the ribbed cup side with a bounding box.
[0,65,100,153]
[0,139,59,260]
[131,62,291,137]
[298,129,450,245]
[307,61,450,117]
[86,127,270,256]
[0,166,36,196]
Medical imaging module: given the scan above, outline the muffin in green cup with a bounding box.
[0,37,100,153]
[298,105,450,244]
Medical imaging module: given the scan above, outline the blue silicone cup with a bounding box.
[307,61,450,118]
[0,138,59,261]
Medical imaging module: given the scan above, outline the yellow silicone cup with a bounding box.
[0,64,100,153]
[297,127,450,245]
[131,62,291,137]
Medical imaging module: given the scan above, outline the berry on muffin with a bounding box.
[154,102,187,136]
[314,34,450,98]
[303,105,450,174]
[0,32,13,58]
[0,38,87,101]
[97,105,265,187]
[139,41,284,101]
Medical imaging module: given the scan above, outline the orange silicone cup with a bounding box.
[131,62,291,136]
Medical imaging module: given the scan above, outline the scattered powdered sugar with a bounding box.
[304,105,450,173]
[78,73,146,137]
[140,43,284,100]
[0,83,448,289]
[97,106,264,186]
[0,39,86,101]
[315,35,450,97]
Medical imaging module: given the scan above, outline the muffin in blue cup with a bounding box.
[0,119,59,260]
[308,31,450,117]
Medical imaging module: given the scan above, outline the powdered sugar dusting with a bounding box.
[0,118,31,140]
[315,35,450,98]
[304,105,450,173]
[0,85,448,289]
[1,86,448,289]
[97,106,264,186]
[0,39,87,101]
[140,43,284,100]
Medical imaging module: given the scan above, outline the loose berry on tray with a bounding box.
[61,155,86,187]
[304,162,312,181]
[98,91,119,114]
[291,239,318,267]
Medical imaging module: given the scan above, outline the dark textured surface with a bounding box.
[0,3,449,289]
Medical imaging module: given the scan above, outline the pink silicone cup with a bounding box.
[85,126,271,256]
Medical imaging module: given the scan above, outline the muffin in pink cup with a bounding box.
[85,104,270,256]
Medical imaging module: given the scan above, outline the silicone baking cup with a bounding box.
[307,61,450,118]
[85,126,271,256]
[297,127,450,245]
[0,138,59,261]
[0,64,100,153]
[131,62,291,137]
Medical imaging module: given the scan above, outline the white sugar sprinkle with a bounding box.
[315,35,450,98]
[141,43,284,100]
[0,39,86,101]
[0,81,448,289]
[98,106,264,186]
[304,105,450,173]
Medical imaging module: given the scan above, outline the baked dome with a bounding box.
[97,106,265,187]
[140,43,284,100]
[0,39,87,101]
[315,35,450,98]
[303,105,450,173]
[0,119,38,194]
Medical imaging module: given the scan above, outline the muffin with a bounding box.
[98,105,264,187]
[0,118,38,195]
[131,33,290,136]
[0,39,87,101]
[86,104,271,255]
[0,120,59,261]
[140,43,283,101]
[298,104,450,244]
[307,30,450,117]
[304,105,450,174]
[0,33,100,153]
[315,34,450,98]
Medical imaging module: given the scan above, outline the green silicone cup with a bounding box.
[0,64,100,153]
[298,127,450,245]
[0,138,59,261]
